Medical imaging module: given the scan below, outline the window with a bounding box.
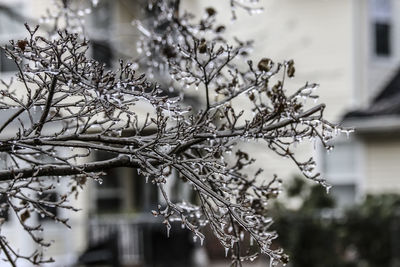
[0,155,9,221]
[92,40,113,68]
[37,191,58,221]
[0,48,18,72]
[0,3,25,73]
[132,169,159,211]
[374,23,391,56]
[321,141,360,207]
[94,151,158,214]
[0,194,9,222]
[323,143,356,178]
[370,0,392,57]
[89,1,114,68]
[329,184,356,208]
[95,152,123,213]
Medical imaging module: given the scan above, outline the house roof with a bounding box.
[344,68,400,119]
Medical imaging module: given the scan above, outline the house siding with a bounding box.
[365,138,400,193]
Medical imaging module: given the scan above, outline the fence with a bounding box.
[88,215,147,265]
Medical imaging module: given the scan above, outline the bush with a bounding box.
[272,179,400,267]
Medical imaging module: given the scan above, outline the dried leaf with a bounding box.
[20,210,30,223]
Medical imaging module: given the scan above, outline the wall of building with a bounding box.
[187,0,355,122]
[364,137,400,193]
[350,0,400,196]
[184,0,356,184]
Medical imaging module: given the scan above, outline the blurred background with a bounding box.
[1,0,400,266]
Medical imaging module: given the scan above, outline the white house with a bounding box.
[182,0,400,209]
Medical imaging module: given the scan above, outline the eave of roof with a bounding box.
[343,67,400,128]
[343,115,400,134]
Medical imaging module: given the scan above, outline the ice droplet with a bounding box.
[325,184,332,194]
[224,247,229,257]
[269,258,279,267]
[240,231,245,241]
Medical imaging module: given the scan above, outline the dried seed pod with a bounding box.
[17,40,28,51]
[258,58,272,72]
[287,60,295,78]
[198,39,207,54]
[206,7,216,16]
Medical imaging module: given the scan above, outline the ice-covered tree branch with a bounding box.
[0,0,352,266]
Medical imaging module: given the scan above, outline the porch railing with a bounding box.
[88,215,155,265]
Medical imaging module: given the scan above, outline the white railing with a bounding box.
[89,215,151,265]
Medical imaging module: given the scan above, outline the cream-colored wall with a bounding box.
[351,0,368,108]
[186,0,354,122]
[364,138,400,193]
[184,0,355,182]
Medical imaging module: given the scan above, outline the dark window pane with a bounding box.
[92,40,113,68]
[0,194,9,221]
[132,170,158,211]
[133,169,144,210]
[95,151,123,213]
[101,169,120,188]
[148,183,158,209]
[37,192,58,221]
[0,48,18,72]
[375,22,391,56]
[96,151,119,188]
[96,198,121,213]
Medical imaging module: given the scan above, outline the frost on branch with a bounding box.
[0,1,352,266]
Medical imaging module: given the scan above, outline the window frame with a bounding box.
[0,0,26,74]
[369,0,394,61]
[317,137,365,202]
[37,191,59,222]
[87,1,115,69]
